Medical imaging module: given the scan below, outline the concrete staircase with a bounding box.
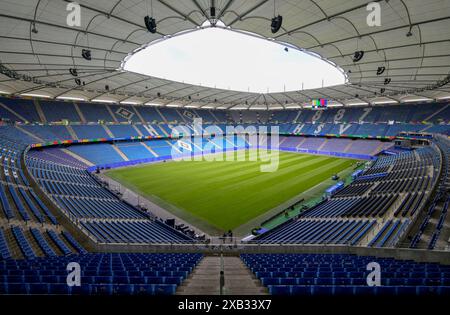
[176,256,268,295]
[15,126,43,142]
[34,99,47,123]
[155,107,168,123]
[24,229,45,257]
[105,105,119,122]
[73,102,86,123]
[141,142,158,157]
[102,125,115,138]
[0,101,27,122]
[209,110,221,123]
[61,149,95,167]
[416,204,443,249]
[132,124,143,136]
[222,256,268,295]
[3,228,23,259]
[112,145,129,161]
[132,106,146,123]
[66,125,79,140]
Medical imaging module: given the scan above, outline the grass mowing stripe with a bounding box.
[106,152,357,232]
[121,151,304,195]
[218,155,333,191]
[151,153,314,197]
[194,154,313,189]
[191,159,352,225]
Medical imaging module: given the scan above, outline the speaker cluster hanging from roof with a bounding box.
[376,66,385,75]
[270,0,283,34]
[352,51,364,62]
[70,68,79,86]
[271,15,283,33]
[144,0,157,33]
[81,49,91,60]
[69,68,78,76]
[144,16,157,33]
[31,22,38,34]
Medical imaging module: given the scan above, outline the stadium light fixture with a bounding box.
[346,102,368,106]
[0,90,10,94]
[21,93,51,98]
[371,100,398,104]
[166,104,180,107]
[436,95,450,100]
[56,96,86,101]
[144,102,162,106]
[91,99,116,103]
[120,101,142,105]
[401,98,433,103]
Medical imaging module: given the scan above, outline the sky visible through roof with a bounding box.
[123,22,346,94]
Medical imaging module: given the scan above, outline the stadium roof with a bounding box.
[0,0,449,109]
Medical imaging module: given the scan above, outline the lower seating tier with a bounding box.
[242,253,450,296]
[0,253,202,295]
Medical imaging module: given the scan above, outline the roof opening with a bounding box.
[122,21,346,93]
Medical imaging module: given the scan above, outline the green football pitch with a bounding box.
[106,151,355,234]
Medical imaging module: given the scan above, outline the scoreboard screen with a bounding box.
[312,98,328,108]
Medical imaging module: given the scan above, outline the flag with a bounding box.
[116,107,134,120]
[183,110,196,120]
[177,140,192,151]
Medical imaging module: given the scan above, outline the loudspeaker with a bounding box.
[144,16,157,33]
[81,49,91,60]
[69,68,78,76]
[271,15,283,34]
[105,85,109,91]
[376,66,385,75]
[75,78,81,86]
[384,78,391,85]
[352,51,364,62]
[380,88,385,93]
[210,6,216,17]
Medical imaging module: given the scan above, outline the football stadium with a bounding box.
[0,0,449,308]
